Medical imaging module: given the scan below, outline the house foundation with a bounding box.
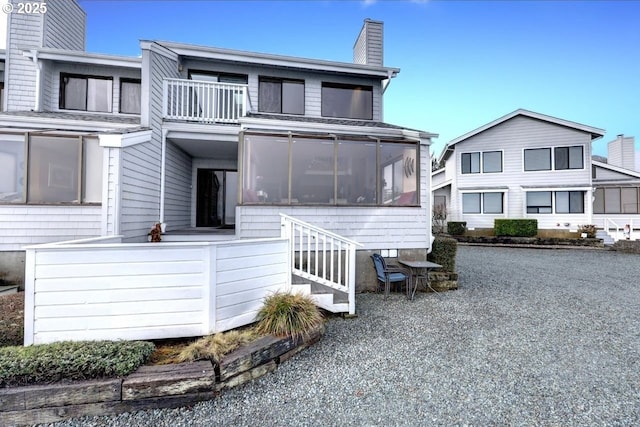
[0,251,25,289]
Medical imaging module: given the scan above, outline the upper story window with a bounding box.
[259,77,304,115]
[119,78,141,114]
[524,148,551,171]
[554,146,583,170]
[321,82,372,120]
[60,74,113,113]
[524,146,584,171]
[461,151,502,174]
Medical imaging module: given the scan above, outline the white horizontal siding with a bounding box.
[5,11,42,111]
[164,141,192,230]
[214,239,288,332]
[0,205,101,251]
[238,206,428,249]
[24,238,289,344]
[42,0,85,50]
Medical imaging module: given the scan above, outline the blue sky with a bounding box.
[78,0,639,161]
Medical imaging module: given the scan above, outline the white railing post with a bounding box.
[23,248,36,345]
[348,243,356,315]
[162,79,168,118]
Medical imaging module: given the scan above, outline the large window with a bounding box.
[0,134,102,204]
[525,146,584,171]
[321,83,372,120]
[259,77,304,115]
[524,148,551,171]
[461,152,480,174]
[60,74,113,112]
[462,192,503,214]
[243,134,417,206]
[594,187,640,214]
[555,191,584,213]
[554,146,583,170]
[461,151,502,174]
[527,191,584,214]
[119,78,141,114]
[526,191,553,213]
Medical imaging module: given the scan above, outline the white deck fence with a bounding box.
[24,237,290,345]
[163,78,249,123]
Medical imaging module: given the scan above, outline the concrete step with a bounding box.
[596,230,615,246]
[0,285,19,296]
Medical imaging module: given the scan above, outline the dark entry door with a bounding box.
[196,169,237,227]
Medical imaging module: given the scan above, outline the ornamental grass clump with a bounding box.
[255,292,324,341]
[0,340,155,387]
[171,329,258,365]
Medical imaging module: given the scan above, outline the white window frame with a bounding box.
[460,150,503,175]
[461,190,506,215]
[523,145,586,172]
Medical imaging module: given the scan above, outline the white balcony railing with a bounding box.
[163,78,249,123]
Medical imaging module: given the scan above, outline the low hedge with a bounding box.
[0,340,155,387]
[428,236,457,272]
[494,219,537,237]
[447,221,467,236]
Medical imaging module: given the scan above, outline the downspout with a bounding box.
[159,128,167,225]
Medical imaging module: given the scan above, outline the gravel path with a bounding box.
[45,246,640,426]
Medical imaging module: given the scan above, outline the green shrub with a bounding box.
[428,236,457,272]
[494,219,537,237]
[255,292,323,341]
[0,340,155,387]
[0,292,24,347]
[447,221,467,236]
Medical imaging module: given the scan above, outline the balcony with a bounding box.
[163,78,249,124]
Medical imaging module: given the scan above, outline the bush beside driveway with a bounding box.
[47,246,640,426]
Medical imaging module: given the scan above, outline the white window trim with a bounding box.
[522,145,586,173]
[522,187,590,216]
[460,150,504,175]
[460,189,507,215]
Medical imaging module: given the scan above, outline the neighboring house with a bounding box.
[0,0,436,290]
[432,109,607,233]
[592,135,640,238]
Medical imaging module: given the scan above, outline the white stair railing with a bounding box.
[604,218,635,241]
[280,214,362,315]
[163,78,248,123]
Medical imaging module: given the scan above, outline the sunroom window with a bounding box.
[0,134,102,204]
[242,134,417,206]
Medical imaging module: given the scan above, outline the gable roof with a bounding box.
[438,109,605,162]
[592,160,640,180]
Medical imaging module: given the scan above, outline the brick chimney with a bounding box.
[353,19,383,67]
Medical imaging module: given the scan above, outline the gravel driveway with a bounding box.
[46,245,640,426]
